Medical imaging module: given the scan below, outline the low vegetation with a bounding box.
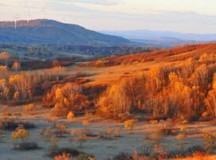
[0,120,36,131]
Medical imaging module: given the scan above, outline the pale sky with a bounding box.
[0,0,216,34]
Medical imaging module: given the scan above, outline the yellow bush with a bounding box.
[71,129,87,136]
[82,119,90,126]
[179,125,188,132]
[12,128,29,142]
[67,111,75,122]
[176,133,186,140]
[23,104,36,113]
[124,119,137,131]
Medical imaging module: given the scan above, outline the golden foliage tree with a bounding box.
[44,83,88,116]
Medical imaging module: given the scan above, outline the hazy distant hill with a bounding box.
[103,30,216,41]
[0,19,130,46]
[102,30,216,47]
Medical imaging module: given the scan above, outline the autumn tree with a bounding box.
[146,66,166,93]
[0,78,10,101]
[97,62,210,121]
[9,74,33,100]
[43,83,88,116]
[97,78,133,118]
[204,73,216,118]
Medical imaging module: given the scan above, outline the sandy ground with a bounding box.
[0,107,216,160]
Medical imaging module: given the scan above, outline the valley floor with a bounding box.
[0,107,216,160]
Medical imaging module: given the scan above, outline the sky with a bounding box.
[0,0,216,34]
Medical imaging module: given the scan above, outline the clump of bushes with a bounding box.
[96,59,216,121]
[43,83,88,117]
[52,149,95,160]
[48,148,80,158]
[55,124,69,138]
[54,153,71,160]
[168,145,206,158]
[160,128,177,136]
[124,119,137,132]
[113,152,132,160]
[98,128,118,140]
[67,111,75,122]
[23,103,36,114]
[11,127,39,150]
[41,124,69,140]
[159,120,178,136]
[0,66,66,105]
[113,145,206,160]
[71,129,88,148]
[203,132,216,153]
[12,128,29,141]
[0,120,35,131]
[41,124,70,155]
[13,142,39,150]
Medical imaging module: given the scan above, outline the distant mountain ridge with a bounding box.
[0,19,130,46]
[102,30,216,42]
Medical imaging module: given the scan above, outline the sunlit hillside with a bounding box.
[0,43,216,159]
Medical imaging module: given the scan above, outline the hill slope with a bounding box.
[98,42,216,65]
[0,19,130,46]
[83,43,216,85]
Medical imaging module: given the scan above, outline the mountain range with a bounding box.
[102,30,216,42]
[1,19,215,48]
[0,19,129,46]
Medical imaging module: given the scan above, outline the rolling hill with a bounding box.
[0,19,130,46]
[84,42,216,85]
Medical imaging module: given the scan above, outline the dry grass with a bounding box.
[176,155,216,160]
[69,43,216,88]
